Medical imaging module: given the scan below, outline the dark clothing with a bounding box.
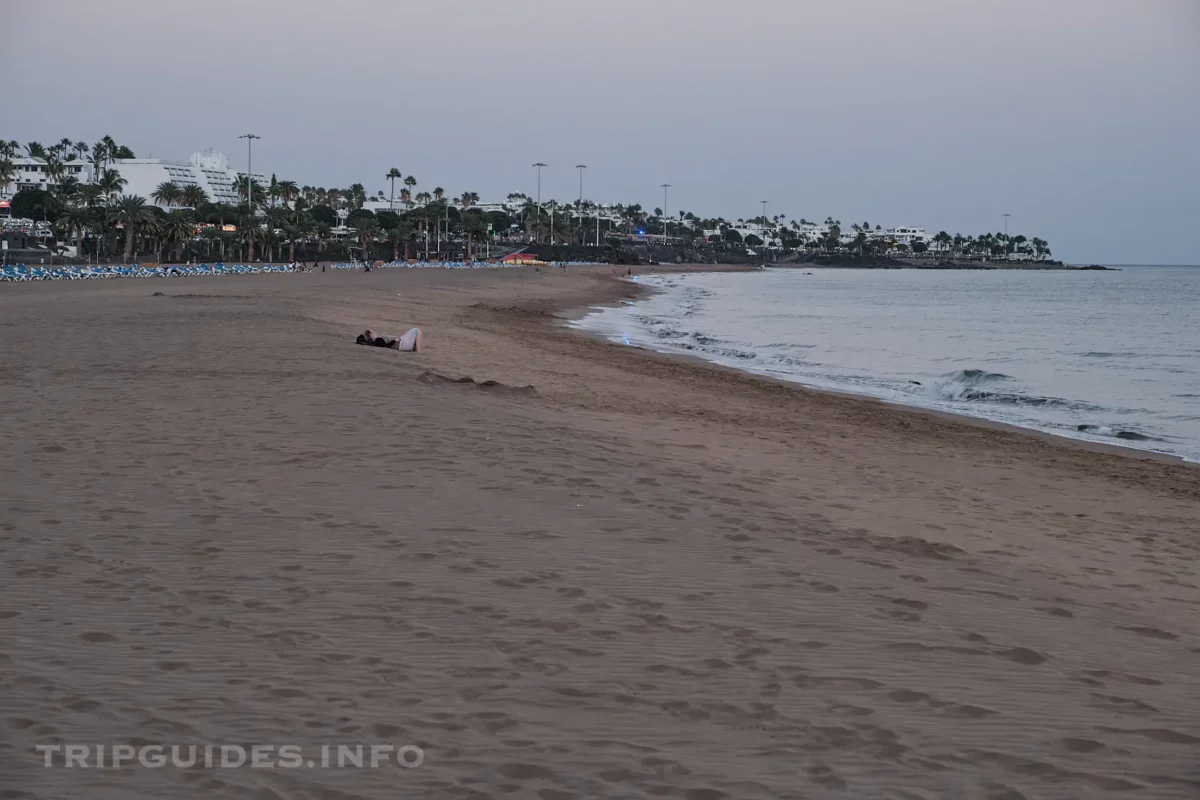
[356,334,398,348]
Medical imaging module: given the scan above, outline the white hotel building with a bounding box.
[4,157,92,194]
[109,150,263,208]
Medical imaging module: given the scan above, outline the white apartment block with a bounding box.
[883,226,930,244]
[4,157,92,194]
[109,150,263,208]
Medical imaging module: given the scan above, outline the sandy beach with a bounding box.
[2,265,1198,799]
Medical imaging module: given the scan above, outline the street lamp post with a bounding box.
[1002,213,1012,259]
[576,164,587,243]
[532,162,546,242]
[238,134,260,210]
[661,184,671,240]
[761,200,769,246]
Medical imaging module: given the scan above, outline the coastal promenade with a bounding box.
[2,266,1197,799]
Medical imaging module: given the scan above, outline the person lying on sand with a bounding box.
[356,328,423,352]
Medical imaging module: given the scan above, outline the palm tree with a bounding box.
[26,141,46,159]
[77,184,104,209]
[180,184,209,209]
[219,229,237,261]
[824,224,842,252]
[354,217,378,261]
[348,183,366,209]
[433,187,445,202]
[238,209,260,261]
[88,142,108,183]
[98,169,127,204]
[1011,234,1028,258]
[209,202,236,229]
[386,168,402,211]
[234,176,264,207]
[460,214,487,261]
[400,188,413,209]
[852,230,868,255]
[276,180,299,209]
[199,225,221,260]
[108,195,157,263]
[161,210,196,263]
[261,208,280,261]
[0,158,15,198]
[151,181,182,208]
[386,220,415,261]
[44,156,67,188]
[55,175,81,205]
[280,211,316,263]
[518,198,538,240]
[532,215,551,245]
[278,217,301,264]
[55,205,91,262]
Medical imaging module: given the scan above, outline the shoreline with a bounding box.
[561,267,1197,469]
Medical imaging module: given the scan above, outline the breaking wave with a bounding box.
[928,369,1086,409]
[1074,424,1156,442]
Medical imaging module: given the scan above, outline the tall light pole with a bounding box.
[576,164,587,244]
[535,163,549,244]
[1002,213,1012,259]
[535,160,549,212]
[238,134,260,210]
[661,183,671,240]
[761,200,769,247]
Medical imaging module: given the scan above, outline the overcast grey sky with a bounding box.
[3,0,1197,263]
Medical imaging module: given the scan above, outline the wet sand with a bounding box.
[2,266,1198,799]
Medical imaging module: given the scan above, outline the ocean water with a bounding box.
[572,266,1200,462]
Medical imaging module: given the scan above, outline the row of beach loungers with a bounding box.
[0,260,605,282]
[0,263,299,282]
[329,260,602,270]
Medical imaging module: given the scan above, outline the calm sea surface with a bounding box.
[572,266,1200,462]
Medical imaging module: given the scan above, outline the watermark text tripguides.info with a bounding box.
[35,743,425,769]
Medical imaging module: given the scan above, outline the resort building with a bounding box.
[4,157,92,194]
[702,222,780,244]
[108,150,263,208]
[883,226,930,245]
